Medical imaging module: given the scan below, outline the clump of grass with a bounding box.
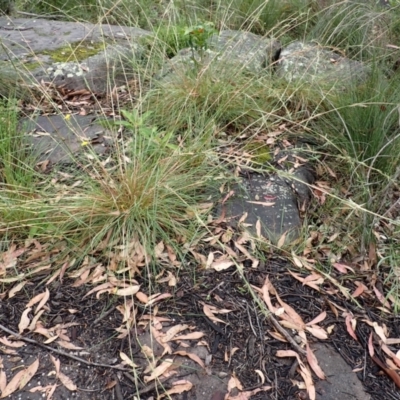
[142,62,262,132]
[44,110,226,262]
[0,99,48,239]
[325,69,400,180]
[307,0,395,61]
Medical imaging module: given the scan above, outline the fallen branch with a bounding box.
[268,314,307,356]
[0,323,128,371]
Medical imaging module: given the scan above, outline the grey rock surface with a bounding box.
[0,17,150,94]
[277,41,369,87]
[222,173,303,244]
[34,43,143,93]
[207,30,281,73]
[135,327,229,400]
[23,114,114,164]
[159,30,280,79]
[0,17,149,59]
[313,343,371,400]
[221,148,315,244]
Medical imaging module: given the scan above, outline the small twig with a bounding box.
[268,314,307,356]
[93,306,116,325]
[138,372,193,395]
[0,323,128,371]
[246,304,258,337]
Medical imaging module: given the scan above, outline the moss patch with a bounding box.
[40,40,107,63]
[244,141,272,165]
[22,61,42,71]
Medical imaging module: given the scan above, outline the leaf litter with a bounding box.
[1,224,400,399]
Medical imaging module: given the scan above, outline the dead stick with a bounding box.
[0,323,128,371]
[268,315,307,356]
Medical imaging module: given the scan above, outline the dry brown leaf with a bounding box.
[259,279,278,314]
[373,322,387,344]
[345,314,358,341]
[135,291,148,304]
[0,369,6,393]
[291,252,304,268]
[29,384,57,398]
[0,359,39,398]
[267,330,287,342]
[144,359,174,383]
[277,232,287,249]
[277,350,315,400]
[203,304,228,325]
[298,363,315,400]
[373,286,391,309]
[211,260,234,271]
[18,307,32,333]
[113,285,140,296]
[172,332,205,341]
[246,201,275,207]
[28,310,45,332]
[0,369,25,398]
[174,350,205,368]
[256,220,262,238]
[332,262,354,274]
[369,334,400,388]
[306,326,328,340]
[381,345,400,369]
[119,351,138,368]
[25,292,46,308]
[58,372,77,391]
[0,347,17,355]
[352,283,365,298]
[44,335,59,344]
[162,324,189,343]
[56,340,83,350]
[161,380,193,398]
[275,295,305,329]
[35,288,50,315]
[227,374,244,392]
[306,344,326,380]
[50,355,60,375]
[8,281,26,299]
[151,326,172,356]
[387,338,400,345]
[146,293,172,306]
[306,312,327,326]
[0,337,25,348]
[19,359,39,390]
[254,369,265,384]
[82,282,113,299]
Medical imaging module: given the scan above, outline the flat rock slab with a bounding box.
[135,327,230,400]
[223,174,302,243]
[22,114,114,164]
[159,30,280,80]
[0,17,149,59]
[0,17,150,94]
[277,41,369,86]
[221,153,314,244]
[313,343,371,400]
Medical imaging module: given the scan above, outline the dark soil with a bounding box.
[1,256,399,400]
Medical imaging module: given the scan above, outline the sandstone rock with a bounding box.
[207,30,281,73]
[158,30,280,80]
[23,114,114,165]
[0,17,150,95]
[277,41,369,87]
[34,43,144,93]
